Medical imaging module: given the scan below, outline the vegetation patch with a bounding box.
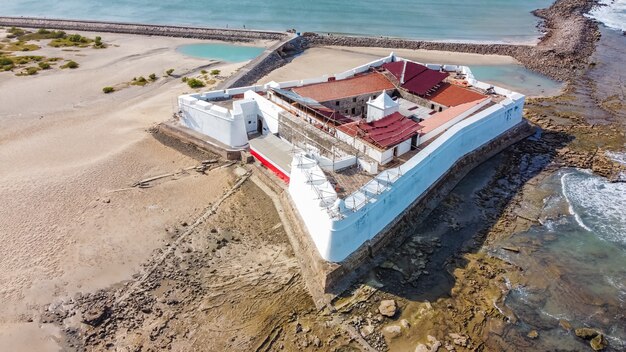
[166,68,175,76]
[102,86,115,94]
[61,60,79,69]
[210,69,221,76]
[131,76,148,86]
[50,34,93,48]
[186,78,205,89]
[0,41,40,52]
[5,27,108,49]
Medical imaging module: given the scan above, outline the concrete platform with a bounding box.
[249,134,293,181]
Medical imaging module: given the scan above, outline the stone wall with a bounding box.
[324,121,535,294]
[0,16,287,41]
[322,89,395,118]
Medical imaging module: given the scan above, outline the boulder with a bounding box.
[559,319,572,331]
[383,325,402,338]
[400,319,411,329]
[575,327,600,340]
[448,333,468,347]
[527,330,539,339]
[360,324,375,337]
[415,344,429,352]
[590,334,607,351]
[378,300,397,318]
[82,305,110,327]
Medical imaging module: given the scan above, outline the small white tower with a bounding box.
[366,91,399,122]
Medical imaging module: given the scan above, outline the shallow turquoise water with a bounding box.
[470,64,563,96]
[0,0,552,43]
[177,43,264,62]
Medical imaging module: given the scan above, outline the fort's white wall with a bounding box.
[396,139,412,156]
[315,154,357,172]
[289,92,525,262]
[244,91,284,134]
[179,95,248,147]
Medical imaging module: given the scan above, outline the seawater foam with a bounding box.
[560,169,626,245]
[586,0,626,31]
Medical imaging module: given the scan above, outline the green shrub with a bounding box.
[200,69,207,74]
[38,62,50,69]
[210,69,220,75]
[37,28,51,35]
[149,73,157,80]
[68,34,82,43]
[61,60,79,69]
[102,86,114,94]
[52,31,66,39]
[181,77,188,82]
[0,56,13,66]
[186,78,205,88]
[25,66,39,75]
[131,76,148,86]
[166,68,174,76]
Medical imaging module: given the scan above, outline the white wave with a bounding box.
[560,170,626,245]
[560,172,593,232]
[586,0,626,31]
[606,150,626,165]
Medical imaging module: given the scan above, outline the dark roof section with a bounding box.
[337,112,422,149]
[402,69,448,95]
[382,61,405,80]
[382,60,448,96]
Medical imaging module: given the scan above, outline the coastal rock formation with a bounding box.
[378,300,397,317]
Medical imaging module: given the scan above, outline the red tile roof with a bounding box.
[382,60,448,96]
[292,72,395,102]
[403,69,449,96]
[337,112,422,149]
[429,83,487,107]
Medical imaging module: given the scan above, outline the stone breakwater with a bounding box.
[301,0,600,80]
[218,36,307,89]
[0,16,288,42]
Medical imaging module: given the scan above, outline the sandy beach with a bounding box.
[0,29,272,350]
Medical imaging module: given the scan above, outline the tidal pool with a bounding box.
[470,64,564,97]
[177,43,265,62]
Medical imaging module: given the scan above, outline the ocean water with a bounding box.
[586,0,626,32]
[0,0,552,43]
[497,168,626,350]
[176,43,264,62]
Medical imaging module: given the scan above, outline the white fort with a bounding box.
[177,53,525,262]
